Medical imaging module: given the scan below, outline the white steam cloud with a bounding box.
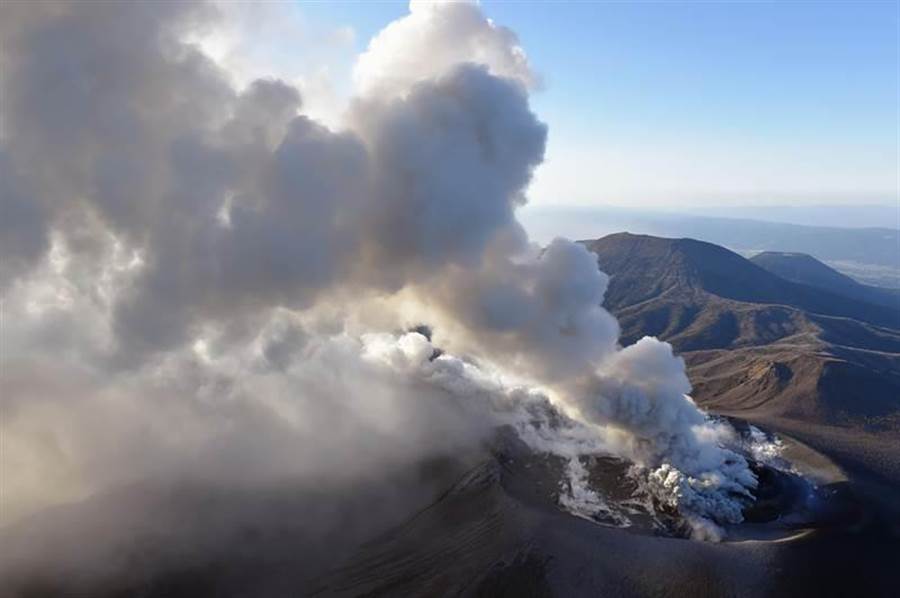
[0,0,758,556]
[354,0,536,99]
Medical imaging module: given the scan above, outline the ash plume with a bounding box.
[0,3,761,583]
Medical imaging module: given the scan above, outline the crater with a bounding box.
[491,421,861,543]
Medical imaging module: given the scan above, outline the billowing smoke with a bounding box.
[1,0,760,573]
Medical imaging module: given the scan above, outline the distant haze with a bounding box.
[519,205,900,288]
[523,203,899,232]
[680,204,899,229]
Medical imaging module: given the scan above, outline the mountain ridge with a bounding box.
[582,233,900,427]
[750,251,900,310]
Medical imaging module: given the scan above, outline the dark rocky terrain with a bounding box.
[4,430,893,598]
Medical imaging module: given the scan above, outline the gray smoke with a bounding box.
[0,1,760,573]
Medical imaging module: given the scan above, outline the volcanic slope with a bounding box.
[7,234,900,598]
[312,234,900,598]
[749,251,900,310]
[581,233,900,427]
[7,431,898,598]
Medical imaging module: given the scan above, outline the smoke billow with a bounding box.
[1,1,763,578]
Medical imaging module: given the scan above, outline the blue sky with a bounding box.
[296,1,898,208]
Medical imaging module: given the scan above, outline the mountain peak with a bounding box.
[582,233,899,329]
[751,251,859,286]
[581,232,783,309]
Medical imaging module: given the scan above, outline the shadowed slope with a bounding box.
[750,251,900,310]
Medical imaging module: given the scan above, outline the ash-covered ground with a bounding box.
[3,417,895,598]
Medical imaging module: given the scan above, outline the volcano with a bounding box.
[4,233,900,597]
[3,233,899,597]
[0,420,884,598]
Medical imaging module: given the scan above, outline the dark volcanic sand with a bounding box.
[313,425,899,597]
[1,421,898,598]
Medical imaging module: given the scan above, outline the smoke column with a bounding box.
[0,0,758,561]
